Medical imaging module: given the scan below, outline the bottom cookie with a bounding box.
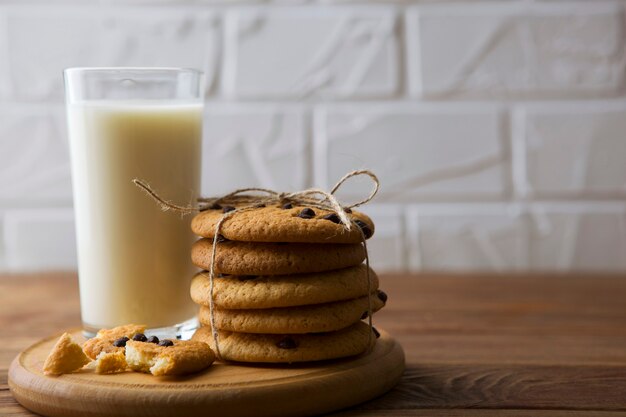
[192,322,378,363]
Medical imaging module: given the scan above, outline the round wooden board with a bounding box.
[9,329,405,417]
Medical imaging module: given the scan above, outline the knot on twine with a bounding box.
[133,170,380,360]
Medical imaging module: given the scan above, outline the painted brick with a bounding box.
[6,7,218,101]
[408,2,626,98]
[407,205,528,272]
[516,101,626,198]
[0,105,72,205]
[223,8,398,99]
[6,9,100,101]
[3,209,76,271]
[361,205,405,273]
[202,105,307,196]
[99,10,219,95]
[529,204,626,271]
[314,104,508,202]
[0,12,10,100]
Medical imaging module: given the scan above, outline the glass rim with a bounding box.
[64,67,203,76]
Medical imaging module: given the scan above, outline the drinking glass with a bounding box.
[64,68,202,338]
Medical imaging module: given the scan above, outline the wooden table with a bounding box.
[1,273,625,416]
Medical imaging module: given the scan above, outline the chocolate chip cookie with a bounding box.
[198,292,386,334]
[191,204,374,244]
[192,322,378,363]
[191,239,366,275]
[190,265,379,310]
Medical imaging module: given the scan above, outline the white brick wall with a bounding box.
[202,104,308,195]
[314,104,508,202]
[0,105,71,205]
[529,203,626,271]
[223,8,399,99]
[1,1,625,273]
[5,7,220,101]
[408,3,626,98]
[516,101,626,198]
[3,209,76,271]
[407,204,528,272]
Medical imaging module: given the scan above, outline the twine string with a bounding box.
[204,210,239,360]
[134,170,380,360]
[133,169,379,216]
[357,222,374,350]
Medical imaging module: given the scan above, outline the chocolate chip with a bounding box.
[158,340,174,347]
[217,273,230,278]
[377,290,388,303]
[254,203,266,208]
[276,337,298,349]
[237,275,257,281]
[344,207,353,214]
[222,206,236,213]
[322,213,341,224]
[281,203,293,210]
[112,336,129,347]
[297,208,316,219]
[372,327,380,338]
[209,203,222,210]
[216,234,228,243]
[147,336,160,344]
[132,333,147,342]
[360,311,369,320]
[354,219,373,239]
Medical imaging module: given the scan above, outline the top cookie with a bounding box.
[191,204,375,244]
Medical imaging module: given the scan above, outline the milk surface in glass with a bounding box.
[67,100,201,331]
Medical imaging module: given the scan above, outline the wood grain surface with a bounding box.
[1,272,626,416]
[8,329,403,417]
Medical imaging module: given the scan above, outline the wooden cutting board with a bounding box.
[9,328,404,417]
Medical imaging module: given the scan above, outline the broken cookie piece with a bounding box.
[83,324,146,360]
[95,350,128,374]
[43,332,91,376]
[125,339,215,376]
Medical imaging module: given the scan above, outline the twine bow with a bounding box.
[134,170,380,360]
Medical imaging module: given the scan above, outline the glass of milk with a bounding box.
[64,68,202,338]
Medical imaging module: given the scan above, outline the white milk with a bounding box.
[67,101,202,330]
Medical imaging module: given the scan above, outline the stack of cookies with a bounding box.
[189,203,387,363]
